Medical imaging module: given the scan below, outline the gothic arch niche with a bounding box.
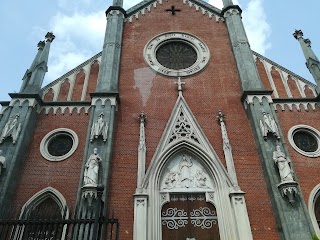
[15,187,69,240]
[143,145,238,240]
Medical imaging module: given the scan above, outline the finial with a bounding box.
[293,29,303,40]
[304,38,311,47]
[37,41,45,50]
[45,32,55,42]
[139,112,146,123]
[174,77,186,96]
[217,110,225,123]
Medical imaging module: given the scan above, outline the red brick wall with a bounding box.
[276,107,320,209]
[72,70,85,101]
[287,76,302,98]
[12,109,90,215]
[85,61,99,101]
[58,79,70,101]
[271,67,287,98]
[43,88,54,101]
[107,1,280,239]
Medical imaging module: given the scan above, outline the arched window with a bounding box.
[15,187,68,240]
[308,184,320,237]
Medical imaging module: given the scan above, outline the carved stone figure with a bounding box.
[0,113,22,144]
[273,145,294,182]
[0,150,6,176]
[259,111,280,140]
[83,148,102,187]
[179,155,193,188]
[164,171,179,189]
[90,112,108,142]
[195,170,208,188]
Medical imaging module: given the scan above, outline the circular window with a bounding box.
[40,128,79,161]
[288,125,320,157]
[144,32,210,77]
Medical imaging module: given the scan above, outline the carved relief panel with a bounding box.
[160,153,214,192]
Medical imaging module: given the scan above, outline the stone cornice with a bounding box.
[106,6,127,17]
[241,90,273,103]
[221,4,242,17]
[125,0,222,22]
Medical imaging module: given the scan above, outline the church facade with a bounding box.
[1,0,320,239]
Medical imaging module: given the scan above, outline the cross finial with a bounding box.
[174,77,185,96]
[217,110,225,123]
[166,5,181,15]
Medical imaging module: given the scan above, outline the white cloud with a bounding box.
[43,10,106,82]
[208,0,271,55]
[123,0,143,10]
[242,0,271,55]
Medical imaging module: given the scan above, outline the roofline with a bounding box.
[41,51,102,93]
[253,50,317,88]
[126,0,222,17]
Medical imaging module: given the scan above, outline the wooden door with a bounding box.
[162,193,220,240]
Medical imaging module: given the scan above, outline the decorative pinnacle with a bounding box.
[304,38,311,47]
[139,112,146,124]
[45,32,55,42]
[37,41,45,50]
[293,29,303,40]
[217,110,225,123]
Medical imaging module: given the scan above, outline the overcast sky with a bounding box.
[0,0,319,101]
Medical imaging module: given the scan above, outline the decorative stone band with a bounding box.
[91,97,118,107]
[221,5,242,18]
[242,94,273,110]
[273,102,318,112]
[9,98,39,108]
[125,0,223,23]
[39,106,91,115]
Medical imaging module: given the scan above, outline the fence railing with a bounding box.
[0,216,119,240]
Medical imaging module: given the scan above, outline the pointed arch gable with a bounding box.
[19,187,69,219]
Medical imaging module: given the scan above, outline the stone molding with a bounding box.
[38,106,91,115]
[243,95,273,109]
[125,0,223,23]
[308,183,320,238]
[273,102,318,112]
[91,97,118,107]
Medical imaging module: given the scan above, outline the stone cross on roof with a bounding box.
[174,77,185,97]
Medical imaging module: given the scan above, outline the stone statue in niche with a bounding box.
[259,110,280,140]
[273,145,294,182]
[90,112,108,142]
[0,150,6,176]
[0,113,22,144]
[83,148,102,187]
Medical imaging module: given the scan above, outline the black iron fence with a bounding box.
[0,215,119,240]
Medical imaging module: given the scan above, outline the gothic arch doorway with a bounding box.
[161,193,220,240]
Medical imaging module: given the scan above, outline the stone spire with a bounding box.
[222,0,234,7]
[95,1,125,93]
[113,0,123,7]
[293,29,320,93]
[20,32,55,94]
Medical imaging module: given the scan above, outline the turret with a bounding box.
[20,32,55,94]
[293,29,320,93]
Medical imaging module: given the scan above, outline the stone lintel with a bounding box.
[105,6,127,17]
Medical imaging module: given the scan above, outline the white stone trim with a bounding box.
[15,187,69,240]
[40,128,79,161]
[9,98,38,108]
[133,95,253,240]
[273,102,317,112]
[91,97,118,107]
[243,95,273,109]
[308,184,320,238]
[143,32,210,77]
[38,106,91,115]
[288,125,320,157]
